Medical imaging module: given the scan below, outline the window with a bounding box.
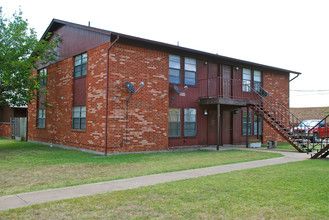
[184,108,197,136]
[37,68,47,129]
[242,68,251,92]
[242,111,252,135]
[74,52,87,78]
[73,106,86,130]
[37,109,46,128]
[39,68,47,86]
[169,108,180,137]
[258,117,262,135]
[253,113,262,135]
[184,57,196,86]
[169,55,181,84]
[254,70,262,93]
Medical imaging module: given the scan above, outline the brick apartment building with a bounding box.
[26,19,301,154]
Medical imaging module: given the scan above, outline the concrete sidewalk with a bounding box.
[0,150,309,211]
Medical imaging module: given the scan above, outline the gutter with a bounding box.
[289,72,301,82]
[105,35,120,156]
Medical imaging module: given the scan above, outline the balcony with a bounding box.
[198,77,260,106]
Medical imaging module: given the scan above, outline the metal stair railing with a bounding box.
[247,84,310,152]
[245,84,328,158]
[306,113,329,158]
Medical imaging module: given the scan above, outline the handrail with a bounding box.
[248,84,310,151]
[248,84,305,131]
[307,113,329,151]
[248,85,293,129]
[309,113,329,131]
[198,77,259,100]
[262,89,301,125]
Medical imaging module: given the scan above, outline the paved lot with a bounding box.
[0,148,309,211]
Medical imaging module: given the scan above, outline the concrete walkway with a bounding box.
[0,149,309,211]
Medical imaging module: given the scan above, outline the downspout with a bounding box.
[105,35,120,156]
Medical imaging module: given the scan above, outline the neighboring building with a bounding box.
[290,107,329,122]
[0,104,27,138]
[27,19,301,154]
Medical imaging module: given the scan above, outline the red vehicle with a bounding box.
[291,120,329,142]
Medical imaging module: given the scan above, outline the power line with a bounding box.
[291,90,329,92]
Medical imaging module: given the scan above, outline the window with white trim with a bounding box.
[254,70,262,93]
[242,68,251,92]
[37,109,46,128]
[39,68,47,86]
[73,106,86,130]
[184,108,196,136]
[184,57,196,86]
[169,108,181,137]
[169,55,181,84]
[74,53,87,78]
[253,113,262,135]
[242,110,252,135]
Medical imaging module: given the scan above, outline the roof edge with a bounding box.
[41,18,301,75]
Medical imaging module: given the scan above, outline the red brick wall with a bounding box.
[262,71,289,143]
[290,107,329,121]
[108,43,168,153]
[0,122,11,138]
[28,42,169,154]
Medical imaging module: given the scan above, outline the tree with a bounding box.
[0,7,60,106]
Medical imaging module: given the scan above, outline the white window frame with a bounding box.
[169,108,181,137]
[74,52,87,78]
[184,57,197,86]
[184,108,197,137]
[39,68,47,86]
[72,106,86,130]
[242,68,251,92]
[242,110,252,135]
[169,55,181,84]
[253,70,262,93]
[37,109,46,128]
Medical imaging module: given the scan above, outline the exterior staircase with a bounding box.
[249,85,329,159]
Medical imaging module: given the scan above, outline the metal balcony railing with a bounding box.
[198,77,258,101]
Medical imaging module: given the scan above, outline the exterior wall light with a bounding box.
[204,109,208,115]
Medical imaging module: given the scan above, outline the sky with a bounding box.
[2,0,329,108]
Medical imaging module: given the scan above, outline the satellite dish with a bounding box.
[173,85,180,94]
[125,81,144,102]
[172,85,189,104]
[125,82,135,94]
[135,82,144,93]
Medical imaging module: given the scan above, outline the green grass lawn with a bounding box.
[0,138,281,196]
[261,142,299,151]
[271,142,325,152]
[275,142,297,150]
[1,159,328,219]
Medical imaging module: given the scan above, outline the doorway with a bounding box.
[222,110,233,145]
[222,65,232,98]
[207,108,217,145]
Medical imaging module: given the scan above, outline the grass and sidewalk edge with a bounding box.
[0,150,309,211]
